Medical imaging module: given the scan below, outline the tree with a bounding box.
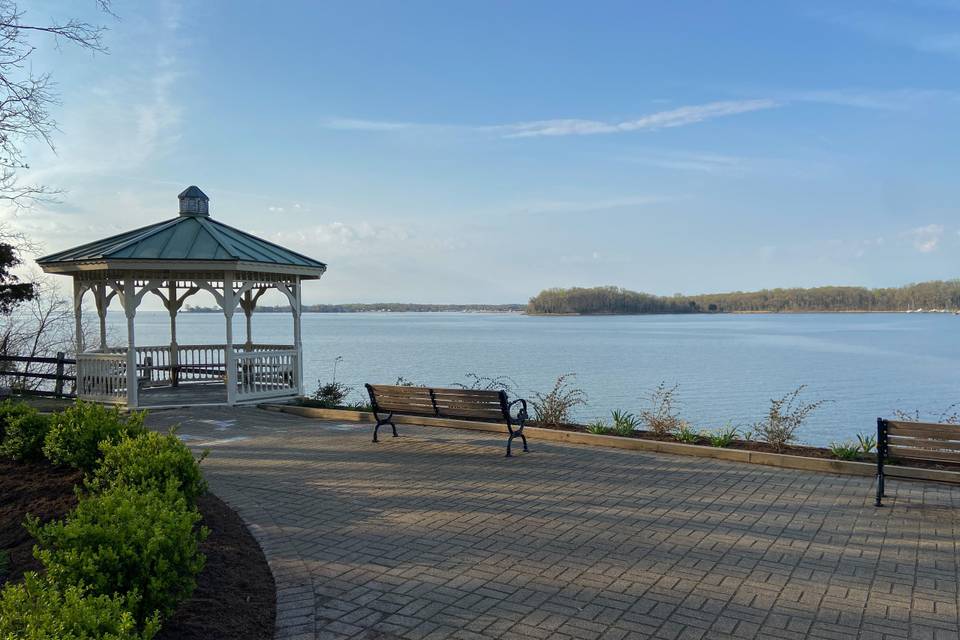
[0,1,115,313]
[0,0,114,207]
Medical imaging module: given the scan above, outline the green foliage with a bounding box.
[0,572,158,640]
[674,422,700,444]
[707,424,739,448]
[641,381,683,437]
[829,441,861,460]
[0,409,51,461]
[531,374,588,427]
[43,401,146,472]
[0,399,33,442]
[27,484,208,626]
[856,433,877,454]
[585,420,610,435]
[88,429,208,505]
[751,385,826,452]
[610,410,640,437]
[311,380,352,408]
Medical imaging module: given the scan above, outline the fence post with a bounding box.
[54,352,66,398]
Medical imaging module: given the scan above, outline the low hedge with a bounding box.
[88,429,208,505]
[0,572,158,640]
[0,399,210,636]
[43,401,146,472]
[0,410,51,462]
[28,483,208,627]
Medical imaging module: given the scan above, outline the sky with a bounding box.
[6,0,960,306]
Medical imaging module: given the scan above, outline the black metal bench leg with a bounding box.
[505,433,514,458]
[390,421,398,437]
[875,473,883,507]
[520,432,529,453]
[373,420,381,443]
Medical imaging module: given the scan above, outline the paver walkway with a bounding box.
[147,407,960,640]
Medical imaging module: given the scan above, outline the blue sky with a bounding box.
[9,0,960,305]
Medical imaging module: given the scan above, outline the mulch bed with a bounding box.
[0,459,275,640]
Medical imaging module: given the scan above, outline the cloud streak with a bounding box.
[495,100,778,138]
[322,99,779,139]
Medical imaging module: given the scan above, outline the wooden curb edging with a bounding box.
[259,404,960,485]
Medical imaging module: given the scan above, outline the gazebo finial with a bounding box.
[178,185,209,216]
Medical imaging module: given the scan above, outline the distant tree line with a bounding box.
[185,303,526,313]
[527,281,960,315]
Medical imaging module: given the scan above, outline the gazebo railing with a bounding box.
[235,348,298,401]
[75,352,127,404]
[77,344,298,405]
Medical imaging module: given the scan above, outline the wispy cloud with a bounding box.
[808,5,960,58]
[511,194,679,215]
[322,99,779,139]
[322,117,419,132]
[792,88,960,110]
[624,151,747,174]
[495,100,779,138]
[905,224,944,253]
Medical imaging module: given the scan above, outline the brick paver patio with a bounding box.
[147,407,960,640]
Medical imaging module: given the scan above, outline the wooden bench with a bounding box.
[364,384,530,457]
[875,418,960,506]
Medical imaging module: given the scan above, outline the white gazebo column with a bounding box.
[243,289,254,350]
[223,273,237,405]
[292,275,304,396]
[168,281,179,386]
[72,278,85,355]
[94,284,109,350]
[123,278,138,408]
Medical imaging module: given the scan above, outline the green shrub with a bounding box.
[708,423,739,448]
[829,441,860,460]
[27,483,208,626]
[88,429,207,504]
[0,399,33,442]
[856,433,877,454]
[585,420,610,435]
[311,380,352,408]
[0,410,51,461]
[674,422,699,444]
[0,572,158,640]
[610,410,640,437]
[43,401,146,472]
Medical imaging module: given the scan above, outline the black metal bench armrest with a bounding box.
[507,397,528,423]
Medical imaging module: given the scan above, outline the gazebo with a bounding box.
[37,186,326,408]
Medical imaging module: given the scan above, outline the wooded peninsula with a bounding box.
[526,281,960,315]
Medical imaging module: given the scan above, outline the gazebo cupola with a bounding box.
[37,186,327,408]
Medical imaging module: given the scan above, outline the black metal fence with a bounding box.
[0,353,77,398]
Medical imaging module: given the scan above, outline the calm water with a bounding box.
[107,311,959,447]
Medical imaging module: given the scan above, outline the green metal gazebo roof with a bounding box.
[37,186,327,278]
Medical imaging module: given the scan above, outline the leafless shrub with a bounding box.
[640,381,683,437]
[452,373,517,394]
[0,276,95,394]
[531,373,587,427]
[751,385,826,452]
[893,403,959,425]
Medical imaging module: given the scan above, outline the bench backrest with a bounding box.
[880,419,960,465]
[366,384,509,422]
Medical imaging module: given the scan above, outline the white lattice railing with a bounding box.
[235,349,298,401]
[76,352,127,404]
[177,344,226,382]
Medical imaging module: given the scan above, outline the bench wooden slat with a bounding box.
[437,408,508,421]
[887,421,960,439]
[887,445,960,464]
[888,435,960,452]
[374,400,435,412]
[431,389,503,400]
